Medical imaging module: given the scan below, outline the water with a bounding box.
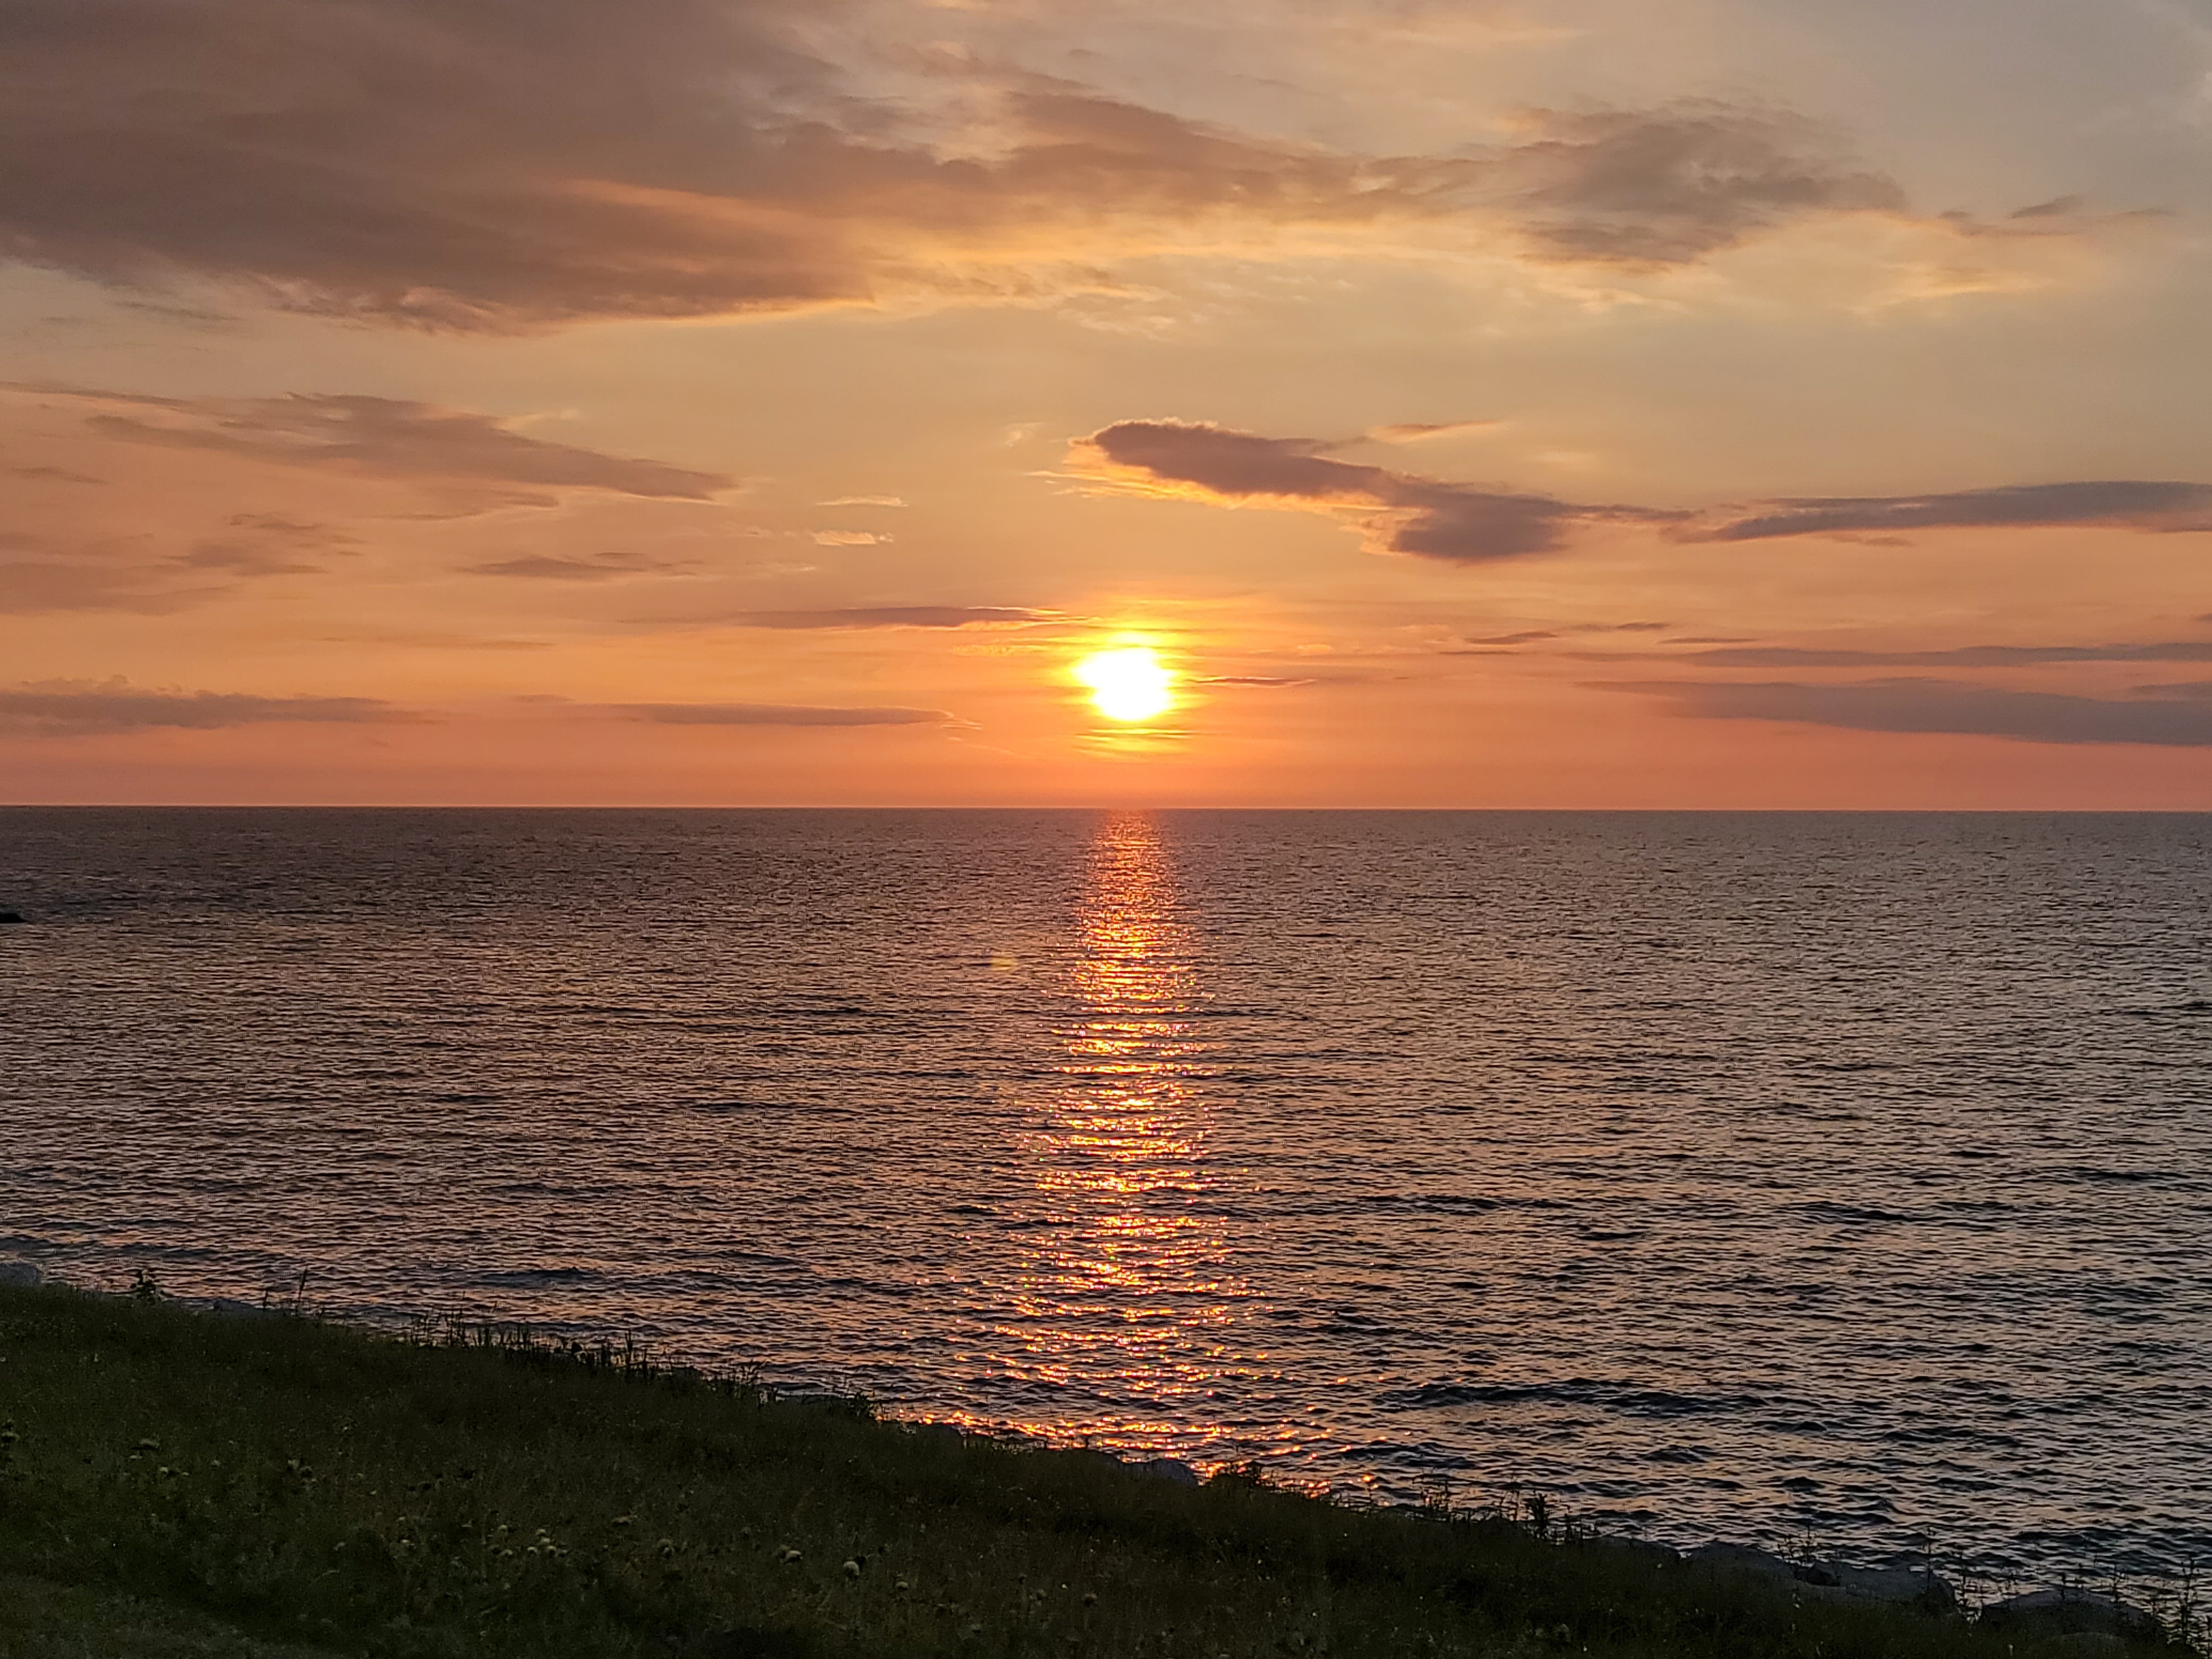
[3,808,2209,1580]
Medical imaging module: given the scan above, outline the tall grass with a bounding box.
[0,1280,2192,1658]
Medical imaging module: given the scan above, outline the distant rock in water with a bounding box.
[0,912,25,925]
[0,1260,42,1287]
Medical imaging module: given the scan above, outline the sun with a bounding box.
[1074,646,1175,722]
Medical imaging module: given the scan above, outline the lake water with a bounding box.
[3,808,2208,1580]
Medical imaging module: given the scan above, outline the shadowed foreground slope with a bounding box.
[0,1285,2174,1658]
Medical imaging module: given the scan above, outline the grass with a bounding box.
[0,1281,2185,1659]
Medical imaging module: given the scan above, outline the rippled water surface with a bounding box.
[4,808,2209,1577]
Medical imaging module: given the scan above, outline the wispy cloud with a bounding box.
[464,551,697,581]
[1363,419,1504,445]
[1606,677,2212,747]
[1682,481,2212,543]
[713,606,1061,630]
[605,702,951,727]
[1666,641,2212,667]
[0,679,409,734]
[80,390,730,502]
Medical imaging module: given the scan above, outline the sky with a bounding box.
[3,0,2210,807]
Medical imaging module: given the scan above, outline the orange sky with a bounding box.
[3,0,2210,806]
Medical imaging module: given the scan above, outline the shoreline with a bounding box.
[1,1267,2195,1657]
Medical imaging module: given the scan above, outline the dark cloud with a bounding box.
[721,606,1060,629]
[2137,682,2212,700]
[1609,677,2212,748]
[11,464,101,483]
[1079,420,1667,562]
[1195,675,1315,687]
[465,550,697,581]
[1497,103,1905,268]
[85,392,728,499]
[1462,630,1559,646]
[608,702,950,727]
[1672,641,2212,667]
[1685,482,2212,543]
[1084,419,2212,565]
[0,679,406,734]
[0,0,1945,329]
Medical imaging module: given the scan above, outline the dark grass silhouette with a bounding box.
[0,1282,2188,1658]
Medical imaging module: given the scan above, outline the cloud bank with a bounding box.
[1613,678,2212,748]
[0,0,1982,329]
[1079,419,2212,564]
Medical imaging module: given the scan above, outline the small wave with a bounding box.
[1383,1379,1767,1418]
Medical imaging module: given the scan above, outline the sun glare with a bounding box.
[1075,646,1175,723]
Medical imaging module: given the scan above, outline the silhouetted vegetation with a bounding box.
[0,1281,2192,1658]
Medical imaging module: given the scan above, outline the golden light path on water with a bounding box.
[975,813,1305,1472]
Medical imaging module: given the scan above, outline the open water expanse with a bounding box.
[3,808,2209,1580]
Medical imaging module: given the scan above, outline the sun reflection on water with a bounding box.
[992,811,1254,1459]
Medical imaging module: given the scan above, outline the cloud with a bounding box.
[1609,677,2212,748]
[1195,675,1316,687]
[1494,103,1905,268]
[1668,641,2212,667]
[816,495,907,508]
[1080,419,2212,564]
[1076,419,1667,562]
[716,605,1060,629]
[465,550,697,581]
[811,530,888,546]
[0,512,358,612]
[0,554,222,615]
[1684,481,2212,543]
[82,391,729,500]
[0,0,1977,329]
[0,679,407,734]
[1364,419,1503,444]
[607,702,950,727]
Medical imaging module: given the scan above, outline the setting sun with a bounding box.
[1074,646,1175,723]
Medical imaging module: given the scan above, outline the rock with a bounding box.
[1687,1544,1952,1609]
[0,912,25,925]
[1686,1542,1800,1585]
[1820,1561,1957,1610]
[1588,1536,1679,1566]
[1984,1588,2148,1637]
[1136,1457,1202,1487]
[0,1260,43,1287]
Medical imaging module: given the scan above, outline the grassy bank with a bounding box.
[0,1283,2177,1658]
